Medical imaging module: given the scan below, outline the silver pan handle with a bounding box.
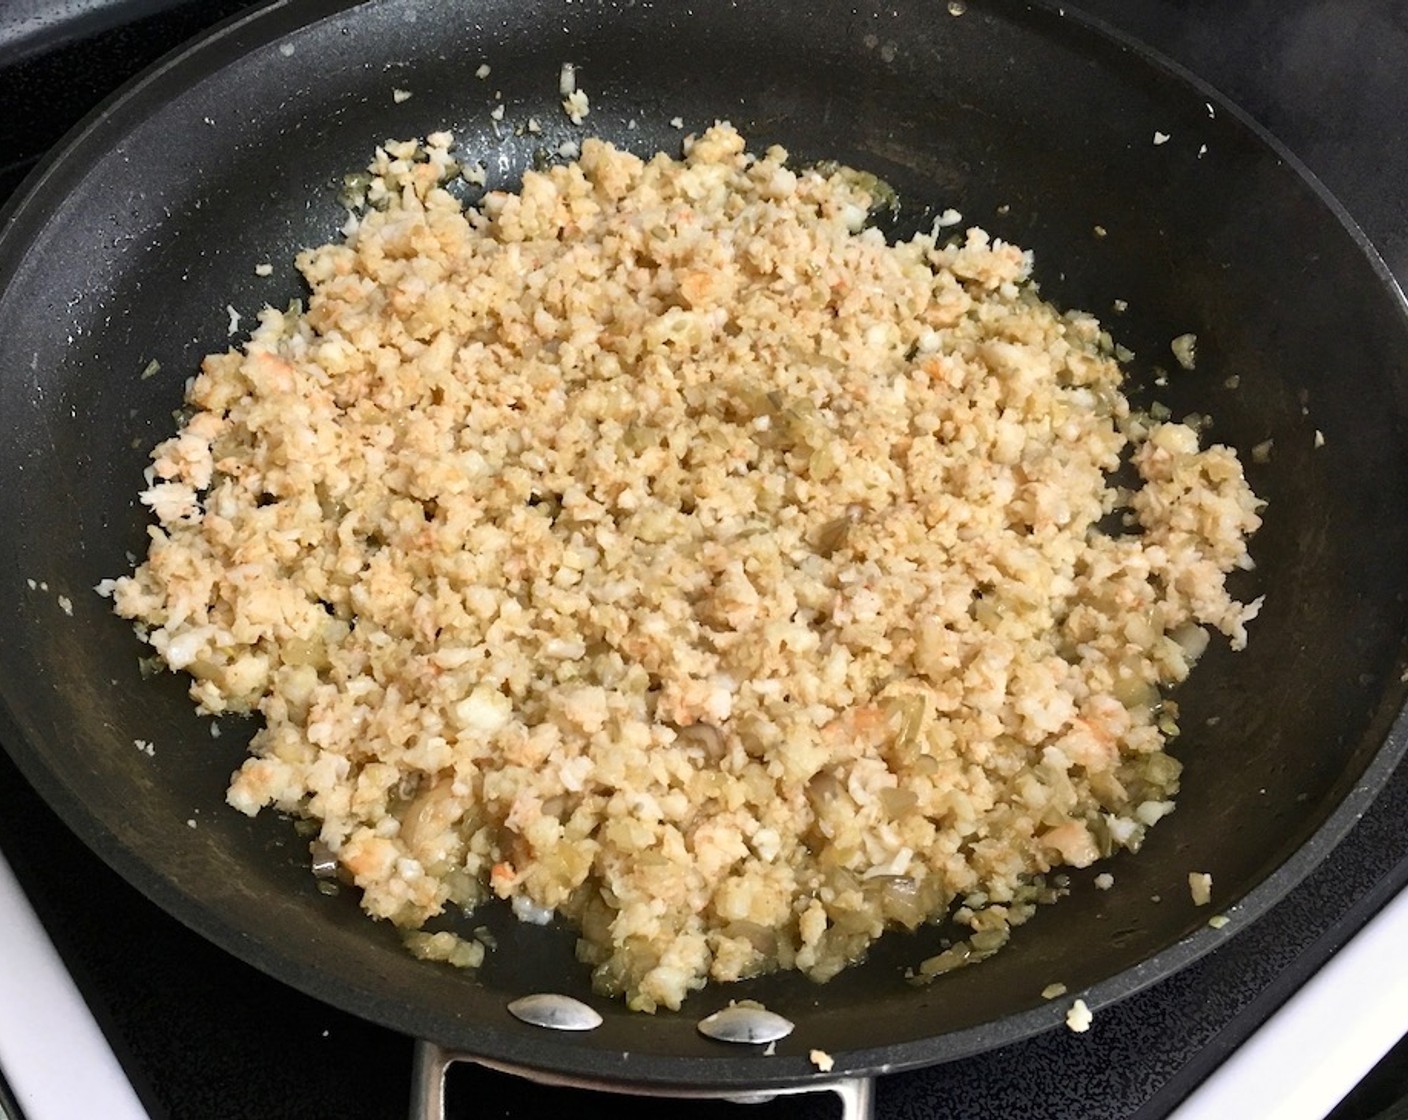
[410,1039,876,1120]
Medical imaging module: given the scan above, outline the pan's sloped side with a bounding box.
[3,0,1408,1088]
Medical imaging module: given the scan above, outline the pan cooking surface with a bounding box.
[2,0,1408,1087]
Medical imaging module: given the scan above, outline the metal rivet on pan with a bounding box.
[696,1005,795,1045]
[507,993,604,1032]
[309,840,338,879]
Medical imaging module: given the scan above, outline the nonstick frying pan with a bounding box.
[3,0,1408,1101]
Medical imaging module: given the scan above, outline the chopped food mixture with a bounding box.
[99,123,1263,1013]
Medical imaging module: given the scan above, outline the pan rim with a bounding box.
[2,0,1408,1090]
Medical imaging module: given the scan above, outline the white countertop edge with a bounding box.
[1169,883,1408,1120]
[0,850,150,1120]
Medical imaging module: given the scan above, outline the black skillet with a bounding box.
[3,0,1408,1097]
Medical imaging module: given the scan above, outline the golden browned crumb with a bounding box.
[99,124,1262,1012]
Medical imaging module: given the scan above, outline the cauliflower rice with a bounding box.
[101,123,1263,1012]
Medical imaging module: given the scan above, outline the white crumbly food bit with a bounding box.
[558,63,590,125]
[1314,429,1325,448]
[670,115,684,128]
[255,263,273,277]
[1041,982,1067,999]
[1067,999,1093,1032]
[511,894,554,925]
[393,88,412,104]
[809,1049,835,1072]
[475,64,491,80]
[1171,332,1197,370]
[103,124,1263,1014]
[563,90,590,125]
[1188,871,1212,906]
[57,594,74,616]
[1208,914,1230,929]
[1154,131,1170,145]
[1094,872,1114,890]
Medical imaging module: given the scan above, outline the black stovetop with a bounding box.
[3,3,1408,1118]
